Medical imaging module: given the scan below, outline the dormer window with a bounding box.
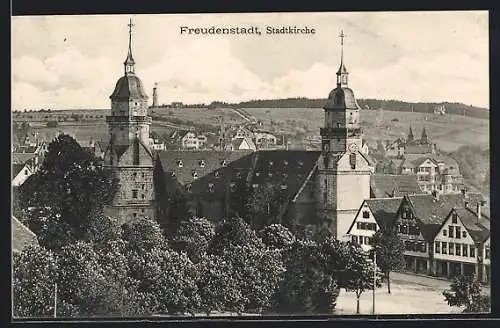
[214,171,220,178]
[192,171,198,179]
[252,184,259,189]
[269,161,274,166]
[255,172,261,177]
[280,184,288,190]
[268,172,273,177]
[221,160,228,167]
[186,184,192,193]
[283,173,288,178]
[177,160,183,168]
[236,172,242,178]
[171,172,176,177]
[229,183,236,192]
[208,183,214,193]
[284,160,288,166]
[199,160,206,168]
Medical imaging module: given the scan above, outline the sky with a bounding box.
[11,11,489,110]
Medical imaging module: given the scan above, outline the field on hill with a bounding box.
[243,108,489,152]
[19,107,489,153]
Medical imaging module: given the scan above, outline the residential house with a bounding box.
[400,154,464,194]
[12,216,38,253]
[181,132,200,150]
[254,132,278,149]
[346,192,490,282]
[230,137,257,151]
[12,158,38,187]
[370,174,422,198]
[347,197,402,251]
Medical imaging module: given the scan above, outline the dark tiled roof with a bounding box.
[12,163,25,178]
[324,87,361,110]
[12,153,36,164]
[157,150,253,186]
[110,74,148,99]
[12,216,38,252]
[184,150,321,205]
[370,174,422,198]
[365,197,403,228]
[405,144,433,154]
[454,208,490,243]
[405,193,485,241]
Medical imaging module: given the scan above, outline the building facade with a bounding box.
[103,19,156,223]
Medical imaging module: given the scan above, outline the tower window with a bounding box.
[350,153,356,169]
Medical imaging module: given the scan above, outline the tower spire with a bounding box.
[124,18,136,75]
[336,30,348,87]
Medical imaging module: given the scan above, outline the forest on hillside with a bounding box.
[205,98,488,120]
[445,146,490,197]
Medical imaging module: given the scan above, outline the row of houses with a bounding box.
[347,191,490,282]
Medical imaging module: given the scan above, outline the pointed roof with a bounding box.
[420,126,429,144]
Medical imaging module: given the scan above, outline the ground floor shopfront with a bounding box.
[404,255,489,283]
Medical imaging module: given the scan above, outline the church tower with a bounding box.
[316,30,372,240]
[103,18,156,223]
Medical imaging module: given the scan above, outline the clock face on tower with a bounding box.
[348,143,358,153]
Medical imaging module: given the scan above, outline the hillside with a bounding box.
[205,98,489,120]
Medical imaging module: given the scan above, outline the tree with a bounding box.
[167,189,192,234]
[207,217,264,256]
[272,240,339,314]
[169,217,215,263]
[17,134,118,247]
[370,228,405,294]
[195,254,242,315]
[148,250,201,315]
[83,214,123,248]
[12,245,58,318]
[258,224,295,249]
[337,242,382,314]
[245,182,286,230]
[443,274,490,313]
[122,217,168,255]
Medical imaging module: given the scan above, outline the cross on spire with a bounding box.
[124,18,136,75]
[128,18,134,51]
[336,29,348,87]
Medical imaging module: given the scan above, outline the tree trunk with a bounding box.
[387,272,391,294]
[356,294,360,314]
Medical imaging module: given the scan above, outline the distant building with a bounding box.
[230,137,256,151]
[434,104,446,115]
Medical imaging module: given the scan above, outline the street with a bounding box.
[335,272,490,315]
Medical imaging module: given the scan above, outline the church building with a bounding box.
[103,22,379,240]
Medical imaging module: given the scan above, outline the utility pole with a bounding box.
[372,250,376,315]
[53,282,57,318]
